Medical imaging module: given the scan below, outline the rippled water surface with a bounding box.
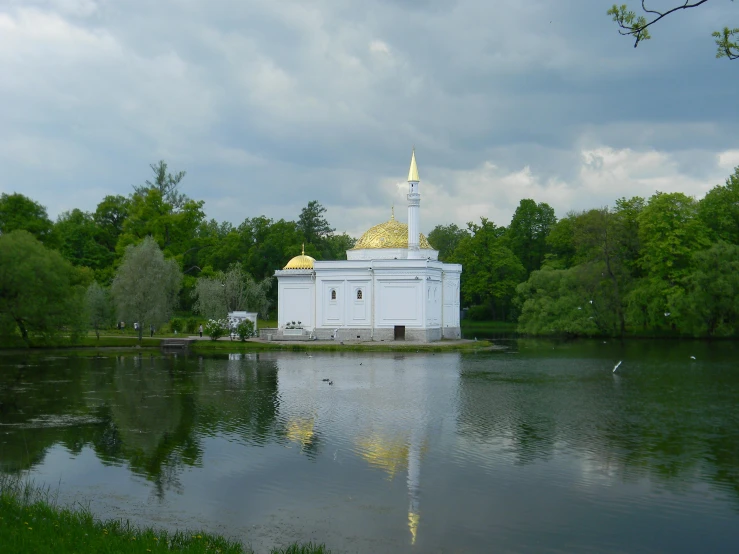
[1,340,739,553]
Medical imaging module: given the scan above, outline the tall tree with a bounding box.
[55,209,109,271]
[111,236,182,341]
[507,199,557,275]
[297,201,334,246]
[698,166,739,244]
[94,195,130,253]
[626,192,711,330]
[453,218,525,320]
[672,242,739,336]
[0,231,84,344]
[607,2,738,60]
[134,160,188,210]
[0,193,55,246]
[428,223,469,262]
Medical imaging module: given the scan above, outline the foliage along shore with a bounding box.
[0,477,330,554]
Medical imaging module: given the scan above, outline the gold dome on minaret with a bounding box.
[283,244,315,269]
[352,209,431,250]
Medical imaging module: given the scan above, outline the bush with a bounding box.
[204,318,229,340]
[467,304,492,321]
[235,319,255,341]
[170,318,184,333]
[186,317,199,333]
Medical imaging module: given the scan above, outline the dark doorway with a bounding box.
[394,326,405,341]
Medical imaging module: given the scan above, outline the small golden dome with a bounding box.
[353,213,431,250]
[283,245,315,269]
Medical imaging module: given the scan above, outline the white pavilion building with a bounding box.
[273,150,462,342]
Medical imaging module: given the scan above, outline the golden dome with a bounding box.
[283,245,315,270]
[353,213,431,250]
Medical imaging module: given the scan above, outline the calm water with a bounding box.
[1,340,738,553]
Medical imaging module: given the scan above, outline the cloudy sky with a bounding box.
[1,0,737,238]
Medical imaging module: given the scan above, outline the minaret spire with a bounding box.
[408,147,420,182]
[407,148,421,256]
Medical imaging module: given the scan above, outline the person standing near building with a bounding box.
[150,324,154,338]
[199,324,203,338]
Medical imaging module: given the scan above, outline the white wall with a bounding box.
[277,275,315,329]
[442,265,462,329]
[317,278,372,328]
[376,279,423,327]
[425,279,442,328]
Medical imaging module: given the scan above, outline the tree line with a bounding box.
[1,162,738,343]
[433,166,739,338]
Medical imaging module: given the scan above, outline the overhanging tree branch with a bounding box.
[608,1,738,60]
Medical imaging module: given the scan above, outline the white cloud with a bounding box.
[369,40,390,55]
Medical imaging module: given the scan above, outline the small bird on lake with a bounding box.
[328,380,333,385]
[359,362,363,365]
[322,378,329,382]
[613,361,622,373]
[690,356,696,360]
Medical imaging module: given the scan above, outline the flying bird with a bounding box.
[613,361,622,373]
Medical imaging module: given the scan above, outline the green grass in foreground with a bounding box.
[0,478,329,554]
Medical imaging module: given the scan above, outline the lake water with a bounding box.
[1,340,738,553]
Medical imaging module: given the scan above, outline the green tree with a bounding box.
[506,199,557,275]
[322,232,356,260]
[428,223,469,261]
[608,2,738,60]
[698,166,739,244]
[134,160,188,210]
[192,264,273,320]
[624,192,711,331]
[545,213,577,269]
[571,208,630,335]
[672,242,739,336]
[516,267,601,336]
[0,193,55,245]
[94,194,130,252]
[0,231,84,344]
[111,236,182,341]
[637,192,710,283]
[297,200,334,246]
[85,282,113,339]
[55,209,110,271]
[453,218,525,320]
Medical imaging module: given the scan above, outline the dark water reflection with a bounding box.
[1,341,738,553]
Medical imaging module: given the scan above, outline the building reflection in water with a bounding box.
[270,352,459,546]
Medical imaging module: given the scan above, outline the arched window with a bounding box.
[357,289,363,300]
[331,289,337,300]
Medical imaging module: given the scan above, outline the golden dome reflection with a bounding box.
[283,244,315,270]
[352,216,431,250]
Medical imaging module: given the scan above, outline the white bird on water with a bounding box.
[613,361,622,373]
[690,356,696,360]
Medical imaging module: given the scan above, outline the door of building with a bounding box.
[394,325,405,340]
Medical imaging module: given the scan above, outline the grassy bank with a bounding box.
[191,339,495,353]
[0,477,329,554]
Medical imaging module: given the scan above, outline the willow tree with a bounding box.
[191,263,272,320]
[111,236,182,341]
